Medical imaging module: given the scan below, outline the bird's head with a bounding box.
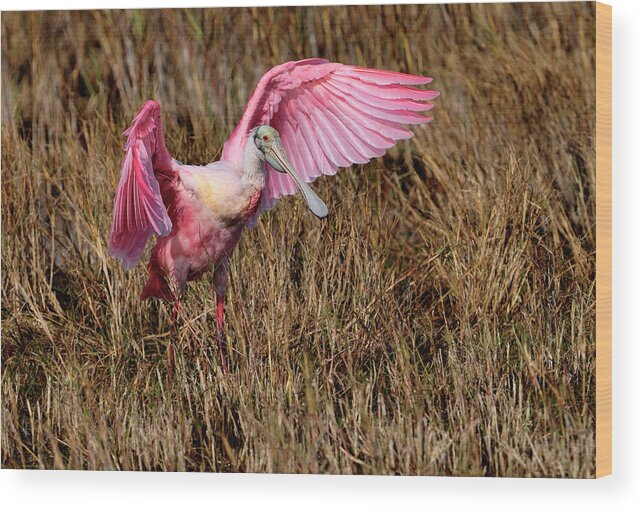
[251,125,328,219]
[253,125,279,155]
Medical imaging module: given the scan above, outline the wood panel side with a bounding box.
[595,0,612,479]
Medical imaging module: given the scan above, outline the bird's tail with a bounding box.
[140,261,174,301]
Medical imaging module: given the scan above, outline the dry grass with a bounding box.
[1,3,596,476]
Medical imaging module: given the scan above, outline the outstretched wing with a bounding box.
[109,100,174,269]
[221,58,438,219]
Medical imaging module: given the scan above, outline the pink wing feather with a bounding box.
[109,100,174,269]
[221,59,439,222]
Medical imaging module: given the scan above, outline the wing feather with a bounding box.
[221,59,438,222]
[315,87,387,156]
[304,87,370,164]
[279,131,303,195]
[325,79,433,112]
[306,104,353,167]
[109,100,174,269]
[335,65,432,86]
[319,85,396,150]
[289,103,335,176]
[332,75,439,101]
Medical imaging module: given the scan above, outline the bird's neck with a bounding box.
[240,137,266,191]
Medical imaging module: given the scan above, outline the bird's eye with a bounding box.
[263,135,269,141]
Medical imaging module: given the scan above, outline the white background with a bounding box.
[1,0,640,508]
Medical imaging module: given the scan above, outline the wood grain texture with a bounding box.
[595,1,612,478]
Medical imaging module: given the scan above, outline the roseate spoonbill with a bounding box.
[109,58,438,373]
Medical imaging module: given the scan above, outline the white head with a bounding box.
[251,125,328,219]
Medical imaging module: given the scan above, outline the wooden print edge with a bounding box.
[595,0,612,479]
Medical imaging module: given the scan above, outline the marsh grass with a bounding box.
[1,3,596,476]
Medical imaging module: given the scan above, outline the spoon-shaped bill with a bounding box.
[266,142,328,219]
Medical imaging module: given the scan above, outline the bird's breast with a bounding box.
[190,174,261,226]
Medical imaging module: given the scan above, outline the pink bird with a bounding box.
[109,58,438,373]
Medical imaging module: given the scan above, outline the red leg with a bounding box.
[216,293,229,374]
[172,298,182,329]
[167,297,180,381]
